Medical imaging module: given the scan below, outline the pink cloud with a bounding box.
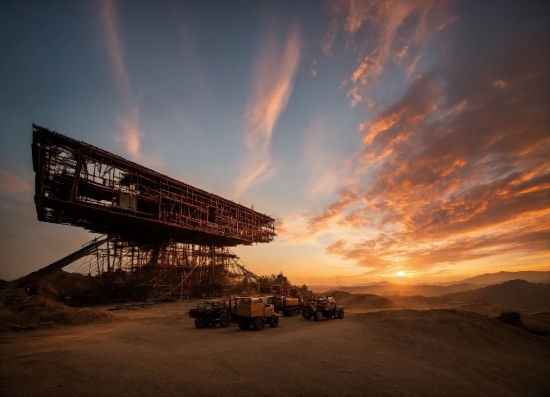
[0,170,31,192]
[235,23,301,195]
[99,0,131,102]
[99,0,147,162]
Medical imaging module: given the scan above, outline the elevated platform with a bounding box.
[32,124,275,246]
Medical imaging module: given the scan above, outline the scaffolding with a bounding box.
[78,238,260,300]
[25,125,276,300]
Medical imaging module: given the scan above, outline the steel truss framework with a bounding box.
[32,124,275,246]
[29,125,275,299]
[79,238,260,300]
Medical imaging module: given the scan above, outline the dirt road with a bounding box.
[1,302,549,396]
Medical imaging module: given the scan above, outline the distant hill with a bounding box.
[313,271,550,296]
[323,282,482,297]
[436,279,550,308]
[325,280,550,310]
[328,291,398,309]
[455,271,550,285]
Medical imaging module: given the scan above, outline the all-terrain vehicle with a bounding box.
[233,297,279,331]
[189,300,232,328]
[302,295,344,321]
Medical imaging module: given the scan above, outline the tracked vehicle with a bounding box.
[302,296,344,321]
[233,297,279,331]
[189,300,232,328]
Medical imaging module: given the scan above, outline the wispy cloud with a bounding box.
[99,0,146,161]
[113,107,144,158]
[99,0,130,100]
[324,0,454,107]
[287,6,550,277]
[235,22,301,196]
[0,170,31,192]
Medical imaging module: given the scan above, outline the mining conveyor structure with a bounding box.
[22,124,275,299]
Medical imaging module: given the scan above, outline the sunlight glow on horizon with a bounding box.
[0,1,548,282]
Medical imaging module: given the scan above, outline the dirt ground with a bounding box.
[1,301,549,397]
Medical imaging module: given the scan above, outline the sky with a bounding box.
[0,0,549,285]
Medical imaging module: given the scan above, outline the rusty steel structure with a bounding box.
[78,239,261,300]
[32,124,275,246]
[28,124,275,299]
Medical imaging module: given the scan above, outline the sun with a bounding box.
[397,271,405,277]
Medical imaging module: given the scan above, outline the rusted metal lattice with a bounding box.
[32,124,275,246]
[78,239,260,300]
[26,125,275,299]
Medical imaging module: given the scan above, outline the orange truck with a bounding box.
[232,297,279,331]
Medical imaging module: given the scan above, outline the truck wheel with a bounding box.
[302,306,314,319]
[219,314,230,328]
[253,318,265,331]
[337,309,344,319]
[238,319,249,330]
[194,318,206,329]
[283,309,290,317]
[314,311,322,322]
[270,316,279,328]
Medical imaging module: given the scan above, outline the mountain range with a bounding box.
[331,279,550,309]
[312,271,550,296]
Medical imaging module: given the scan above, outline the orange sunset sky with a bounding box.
[0,0,548,285]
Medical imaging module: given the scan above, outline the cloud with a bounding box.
[99,0,147,161]
[99,0,130,101]
[323,0,454,106]
[114,107,144,158]
[277,184,366,244]
[326,216,550,275]
[235,22,301,195]
[0,170,31,192]
[294,10,550,277]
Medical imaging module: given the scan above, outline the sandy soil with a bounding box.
[1,301,549,397]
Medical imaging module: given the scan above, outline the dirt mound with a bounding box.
[0,302,13,323]
[495,311,528,329]
[0,278,9,290]
[0,294,121,330]
[353,310,514,343]
[1,270,103,305]
[329,290,398,309]
[37,270,102,303]
[0,271,119,329]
